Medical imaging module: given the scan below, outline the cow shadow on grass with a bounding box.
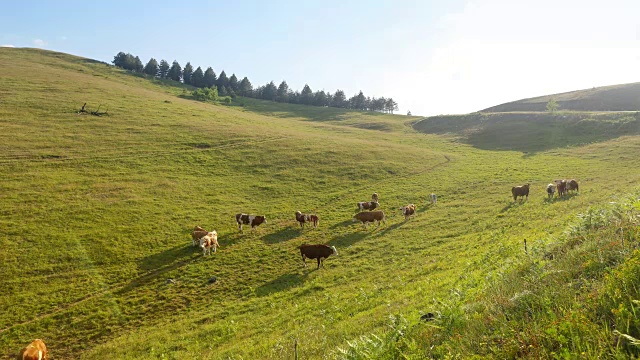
[327,229,371,248]
[543,193,580,204]
[139,243,196,272]
[500,200,528,213]
[330,219,355,229]
[255,272,308,297]
[262,226,302,244]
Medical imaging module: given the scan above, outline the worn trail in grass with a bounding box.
[1,48,639,359]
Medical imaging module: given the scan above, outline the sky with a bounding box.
[1,0,639,116]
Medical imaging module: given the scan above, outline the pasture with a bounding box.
[1,48,639,359]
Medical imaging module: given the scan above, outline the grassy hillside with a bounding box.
[413,111,640,152]
[481,82,640,112]
[1,48,640,359]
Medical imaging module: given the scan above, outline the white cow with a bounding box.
[430,193,438,204]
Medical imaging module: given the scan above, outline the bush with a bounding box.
[191,87,218,101]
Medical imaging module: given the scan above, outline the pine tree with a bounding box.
[182,62,194,85]
[158,60,170,79]
[262,81,277,101]
[217,71,229,91]
[314,90,328,106]
[229,74,239,92]
[331,90,347,108]
[134,56,144,72]
[204,67,217,88]
[112,52,127,68]
[277,81,289,102]
[191,66,205,88]
[143,58,159,76]
[300,84,313,105]
[167,61,182,82]
[238,77,253,97]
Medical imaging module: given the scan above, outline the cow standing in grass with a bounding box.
[299,244,337,269]
[512,184,530,202]
[236,213,267,232]
[546,183,556,199]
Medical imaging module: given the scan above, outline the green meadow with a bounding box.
[1,48,639,359]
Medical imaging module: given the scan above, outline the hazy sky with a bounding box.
[2,0,639,116]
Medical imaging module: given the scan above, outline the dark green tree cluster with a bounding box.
[253,82,399,113]
[112,51,398,112]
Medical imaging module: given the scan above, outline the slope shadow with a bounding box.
[376,222,404,236]
[262,226,302,244]
[255,272,308,297]
[238,99,388,123]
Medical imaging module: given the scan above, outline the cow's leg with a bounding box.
[317,258,321,269]
[302,254,307,267]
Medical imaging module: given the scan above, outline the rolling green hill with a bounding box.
[480,82,640,113]
[1,48,639,359]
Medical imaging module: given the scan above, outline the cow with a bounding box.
[556,180,567,197]
[511,184,530,202]
[567,179,579,193]
[371,193,379,202]
[400,204,416,220]
[18,339,47,360]
[191,226,210,247]
[357,201,379,212]
[199,231,219,256]
[353,210,386,227]
[546,183,556,199]
[235,213,267,232]
[299,244,337,269]
[430,193,437,204]
[295,211,309,228]
[308,214,319,228]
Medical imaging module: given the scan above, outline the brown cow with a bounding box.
[511,184,530,202]
[191,226,210,247]
[400,204,416,220]
[556,180,567,197]
[357,201,379,211]
[236,213,267,232]
[300,244,337,269]
[308,214,319,228]
[371,193,379,202]
[353,210,386,227]
[18,339,47,360]
[295,211,309,228]
[567,179,579,193]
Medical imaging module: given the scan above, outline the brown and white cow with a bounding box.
[546,183,556,199]
[371,193,379,202]
[400,204,416,220]
[199,231,220,256]
[430,193,438,204]
[191,226,210,247]
[357,201,379,212]
[236,213,267,232]
[18,339,47,360]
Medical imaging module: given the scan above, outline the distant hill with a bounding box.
[481,82,640,112]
